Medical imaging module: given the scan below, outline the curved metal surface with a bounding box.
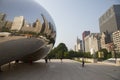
[0,0,56,65]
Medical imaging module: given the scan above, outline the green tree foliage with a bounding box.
[47,43,93,59]
[97,49,112,60]
[67,50,75,59]
[99,49,108,59]
[47,49,56,59]
[84,52,92,58]
[56,43,68,58]
[47,43,68,59]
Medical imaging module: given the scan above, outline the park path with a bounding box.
[0,59,120,80]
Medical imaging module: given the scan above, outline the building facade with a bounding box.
[11,16,24,31]
[0,13,6,21]
[82,31,90,52]
[84,35,90,52]
[85,33,101,53]
[112,30,120,52]
[99,32,115,52]
[99,5,120,34]
[75,37,83,52]
[100,32,106,49]
[0,13,6,31]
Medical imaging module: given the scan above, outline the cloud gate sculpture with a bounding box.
[0,0,56,66]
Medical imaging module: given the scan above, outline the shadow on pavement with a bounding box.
[0,62,49,80]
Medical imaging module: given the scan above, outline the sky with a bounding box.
[35,0,120,50]
[1,0,120,50]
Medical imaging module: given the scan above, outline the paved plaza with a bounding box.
[0,59,120,80]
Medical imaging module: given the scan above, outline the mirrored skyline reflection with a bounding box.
[0,0,56,65]
[0,0,55,27]
[0,12,56,39]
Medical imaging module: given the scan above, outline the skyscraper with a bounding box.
[99,5,120,34]
[112,30,120,52]
[11,16,24,31]
[41,14,49,35]
[0,13,6,21]
[82,31,90,52]
[84,33,101,53]
[75,37,83,52]
[0,13,6,31]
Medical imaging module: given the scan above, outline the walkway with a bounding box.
[0,59,120,80]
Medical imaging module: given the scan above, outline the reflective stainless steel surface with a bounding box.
[0,0,56,65]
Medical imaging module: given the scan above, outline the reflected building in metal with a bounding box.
[0,0,56,65]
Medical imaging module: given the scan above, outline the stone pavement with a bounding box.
[0,59,120,80]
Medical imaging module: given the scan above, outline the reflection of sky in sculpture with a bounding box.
[0,0,55,28]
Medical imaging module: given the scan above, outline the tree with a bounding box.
[98,49,109,60]
[56,43,68,59]
[64,52,70,59]
[68,50,75,59]
[47,49,55,59]
[47,43,68,59]
[84,52,92,58]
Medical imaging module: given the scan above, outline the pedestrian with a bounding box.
[15,60,19,63]
[82,58,85,67]
[60,57,62,63]
[45,57,48,63]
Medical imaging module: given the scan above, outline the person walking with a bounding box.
[60,57,63,63]
[45,57,48,63]
[82,58,85,67]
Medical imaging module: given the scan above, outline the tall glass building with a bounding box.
[99,5,120,34]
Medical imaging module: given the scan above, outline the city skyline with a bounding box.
[0,12,56,40]
[37,0,120,50]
